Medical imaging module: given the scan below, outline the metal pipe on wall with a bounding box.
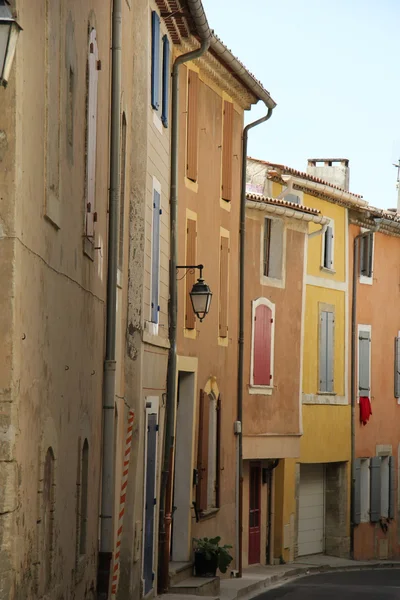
[97,0,122,597]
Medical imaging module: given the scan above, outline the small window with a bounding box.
[322,223,334,270]
[263,218,283,280]
[360,233,373,279]
[358,327,371,397]
[319,309,334,393]
[151,11,160,110]
[150,182,161,324]
[285,193,300,204]
[161,35,170,127]
[251,298,275,387]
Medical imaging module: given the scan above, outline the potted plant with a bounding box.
[193,536,233,577]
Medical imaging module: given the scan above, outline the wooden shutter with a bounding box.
[161,35,170,127]
[86,29,99,238]
[216,394,222,509]
[358,329,371,395]
[219,237,229,337]
[263,219,271,277]
[394,337,400,398]
[221,101,234,201]
[253,304,272,386]
[370,456,381,522]
[389,455,396,519]
[186,70,199,182]
[151,190,161,323]
[185,219,196,329]
[197,390,209,512]
[151,11,160,110]
[353,458,361,525]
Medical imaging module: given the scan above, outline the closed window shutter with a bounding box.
[319,311,328,392]
[263,218,271,277]
[161,35,170,127]
[216,394,222,509]
[151,190,161,323]
[186,70,199,182]
[86,29,99,238]
[360,234,373,277]
[268,220,284,279]
[219,237,229,337]
[151,11,160,110]
[358,330,371,395]
[253,304,272,386]
[221,101,234,201]
[324,226,333,268]
[394,337,400,398]
[185,219,196,329]
[389,455,396,519]
[353,458,361,525]
[370,456,381,522]
[197,390,209,512]
[326,312,334,392]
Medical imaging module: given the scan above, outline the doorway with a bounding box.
[171,371,196,562]
[249,462,261,564]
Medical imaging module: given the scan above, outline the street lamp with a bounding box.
[0,0,22,88]
[176,264,212,322]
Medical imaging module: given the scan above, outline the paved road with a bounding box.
[257,569,400,599]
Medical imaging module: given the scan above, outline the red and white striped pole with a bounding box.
[111,408,135,599]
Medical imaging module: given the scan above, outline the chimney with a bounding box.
[307,158,350,191]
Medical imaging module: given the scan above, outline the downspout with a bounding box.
[97,0,121,597]
[237,106,274,577]
[158,7,211,592]
[308,222,328,239]
[350,221,380,558]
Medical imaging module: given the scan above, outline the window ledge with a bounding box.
[320,266,336,275]
[248,385,273,396]
[143,322,170,349]
[153,111,163,134]
[261,276,285,290]
[199,507,219,521]
[303,393,347,406]
[317,391,336,396]
[359,275,373,286]
[83,237,94,261]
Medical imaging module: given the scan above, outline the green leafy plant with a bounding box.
[193,536,233,574]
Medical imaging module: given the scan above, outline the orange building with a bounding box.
[350,205,400,560]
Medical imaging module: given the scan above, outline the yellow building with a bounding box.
[247,157,367,562]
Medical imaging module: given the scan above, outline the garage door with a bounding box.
[298,464,324,556]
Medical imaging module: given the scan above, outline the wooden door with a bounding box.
[248,462,261,564]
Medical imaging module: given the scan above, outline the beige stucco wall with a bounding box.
[0,1,111,598]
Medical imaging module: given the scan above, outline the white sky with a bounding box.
[202,0,400,208]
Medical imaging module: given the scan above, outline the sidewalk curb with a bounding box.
[230,561,400,600]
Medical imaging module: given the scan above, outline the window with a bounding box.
[354,458,370,524]
[151,11,160,110]
[357,456,396,524]
[395,336,400,398]
[322,222,334,270]
[263,218,284,280]
[358,326,371,398]
[285,193,300,204]
[196,390,221,513]
[251,298,275,388]
[219,236,229,337]
[79,440,89,555]
[150,181,161,324]
[185,219,197,329]
[186,70,199,182]
[85,28,99,239]
[118,113,127,271]
[221,101,234,201]
[319,309,335,393]
[161,35,170,127]
[360,232,373,280]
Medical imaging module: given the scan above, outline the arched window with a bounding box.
[79,439,89,555]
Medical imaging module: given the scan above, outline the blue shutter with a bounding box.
[353,458,361,525]
[370,456,381,523]
[389,456,396,519]
[151,190,161,323]
[151,11,160,110]
[161,35,170,127]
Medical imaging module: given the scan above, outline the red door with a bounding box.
[248,462,261,564]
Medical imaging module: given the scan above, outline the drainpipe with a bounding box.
[97,0,121,597]
[308,222,328,239]
[158,5,211,592]
[350,221,380,558]
[237,106,274,577]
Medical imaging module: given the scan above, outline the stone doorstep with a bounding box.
[169,576,220,597]
[169,562,194,586]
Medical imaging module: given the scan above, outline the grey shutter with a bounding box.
[353,458,361,525]
[358,330,371,395]
[389,456,396,519]
[268,220,283,279]
[319,311,328,392]
[394,338,400,398]
[360,234,373,277]
[151,190,161,323]
[370,456,381,522]
[367,234,373,277]
[326,312,334,393]
[324,226,333,268]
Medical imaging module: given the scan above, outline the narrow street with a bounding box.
[258,569,400,599]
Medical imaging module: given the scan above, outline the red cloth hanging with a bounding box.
[359,396,372,425]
